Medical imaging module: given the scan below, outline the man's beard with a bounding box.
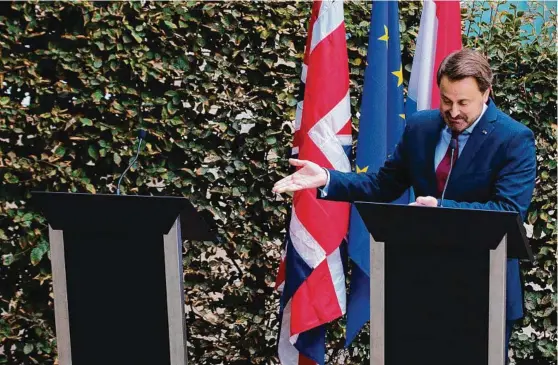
[443,112,470,132]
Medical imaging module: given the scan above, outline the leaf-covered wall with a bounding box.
[0,1,555,364]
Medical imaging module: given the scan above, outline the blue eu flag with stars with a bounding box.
[346,0,409,346]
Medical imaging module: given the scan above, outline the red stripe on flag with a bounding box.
[302,2,321,67]
[337,118,352,136]
[430,0,462,108]
[292,131,301,152]
[301,24,350,131]
[290,257,343,335]
[275,257,286,290]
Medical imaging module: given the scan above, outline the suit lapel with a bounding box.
[449,100,498,180]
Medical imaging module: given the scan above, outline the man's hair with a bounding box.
[436,49,493,93]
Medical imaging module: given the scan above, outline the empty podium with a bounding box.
[32,192,214,365]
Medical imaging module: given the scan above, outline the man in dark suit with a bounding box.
[273,48,536,361]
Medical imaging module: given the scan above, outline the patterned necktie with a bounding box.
[436,131,459,197]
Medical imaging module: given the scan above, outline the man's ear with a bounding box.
[484,88,491,103]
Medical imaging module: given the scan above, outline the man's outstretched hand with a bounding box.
[272,159,328,194]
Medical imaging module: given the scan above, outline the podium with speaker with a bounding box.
[354,202,532,365]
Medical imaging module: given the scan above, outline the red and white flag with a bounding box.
[406,0,462,114]
[276,1,352,364]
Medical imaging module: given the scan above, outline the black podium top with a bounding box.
[32,191,214,240]
[355,202,532,261]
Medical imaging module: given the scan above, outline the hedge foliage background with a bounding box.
[0,1,555,364]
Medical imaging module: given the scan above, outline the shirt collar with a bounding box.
[445,103,488,136]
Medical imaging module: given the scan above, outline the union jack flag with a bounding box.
[276,1,352,363]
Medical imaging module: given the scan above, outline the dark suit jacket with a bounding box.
[323,99,536,320]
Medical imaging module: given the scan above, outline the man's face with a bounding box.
[439,76,490,134]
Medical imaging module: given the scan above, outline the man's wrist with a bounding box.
[321,168,329,187]
[317,168,331,198]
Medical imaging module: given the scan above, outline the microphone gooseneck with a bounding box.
[116,130,146,195]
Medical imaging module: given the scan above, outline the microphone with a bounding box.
[116,129,147,195]
[440,138,457,207]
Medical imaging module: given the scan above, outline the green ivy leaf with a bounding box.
[55,146,66,157]
[85,184,96,194]
[113,153,122,166]
[88,145,99,160]
[167,101,178,115]
[4,173,19,184]
[23,343,33,355]
[80,118,93,126]
[30,244,48,266]
[92,90,103,103]
[130,30,143,43]
[164,20,177,29]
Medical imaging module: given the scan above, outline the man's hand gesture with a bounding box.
[272,159,328,194]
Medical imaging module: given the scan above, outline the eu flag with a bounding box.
[346,0,409,345]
